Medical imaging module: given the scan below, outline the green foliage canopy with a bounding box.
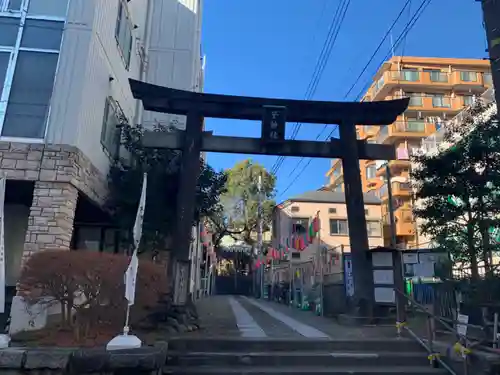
[411,99,500,278]
[106,123,227,253]
[207,159,276,249]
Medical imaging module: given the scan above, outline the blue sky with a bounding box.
[201,0,488,202]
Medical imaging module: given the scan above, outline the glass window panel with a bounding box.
[76,227,101,251]
[115,1,132,68]
[0,52,9,95]
[28,0,69,18]
[7,0,22,11]
[484,73,493,85]
[365,165,377,179]
[367,221,381,236]
[463,95,474,106]
[21,19,63,50]
[0,16,20,46]
[330,219,348,235]
[115,0,123,38]
[3,51,59,138]
[460,71,477,82]
[402,69,419,81]
[103,229,117,253]
[101,98,120,156]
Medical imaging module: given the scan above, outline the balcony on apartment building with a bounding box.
[419,86,496,156]
[371,69,492,101]
[375,146,418,177]
[376,120,435,144]
[326,160,343,186]
[382,208,416,238]
[378,181,413,201]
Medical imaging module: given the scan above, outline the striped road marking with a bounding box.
[241,296,330,339]
[228,296,267,338]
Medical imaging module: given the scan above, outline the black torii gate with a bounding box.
[129,78,409,314]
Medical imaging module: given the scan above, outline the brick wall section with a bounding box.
[23,182,78,260]
[0,142,108,259]
[0,142,107,206]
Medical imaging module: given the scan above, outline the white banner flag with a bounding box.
[0,177,5,314]
[133,173,147,249]
[125,173,147,306]
[124,250,139,306]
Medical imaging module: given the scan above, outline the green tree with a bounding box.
[412,99,500,280]
[106,122,227,256]
[208,159,276,250]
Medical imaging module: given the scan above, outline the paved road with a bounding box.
[187,295,396,340]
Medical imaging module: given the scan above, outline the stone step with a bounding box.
[162,365,447,374]
[167,351,431,367]
[168,338,422,353]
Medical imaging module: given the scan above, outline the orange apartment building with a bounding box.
[325,56,492,249]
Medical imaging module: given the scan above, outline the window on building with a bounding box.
[74,226,120,253]
[365,209,369,216]
[2,52,59,138]
[101,98,121,158]
[291,206,300,213]
[75,227,101,251]
[0,16,20,46]
[431,94,450,108]
[330,219,348,235]
[21,19,64,50]
[366,221,381,237]
[291,218,308,234]
[407,92,423,106]
[0,2,67,140]
[0,52,9,95]
[365,164,377,179]
[425,69,448,82]
[484,72,493,86]
[460,71,477,82]
[401,69,419,82]
[328,207,337,214]
[2,0,22,11]
[28,0,69,18]
[115,0,133,69]
[463,95,474,106]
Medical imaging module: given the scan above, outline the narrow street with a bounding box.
[188,295,397,340]
[163,296,447,374]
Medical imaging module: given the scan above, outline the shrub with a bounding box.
[18,250,169,341]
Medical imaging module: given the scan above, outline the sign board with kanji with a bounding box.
[261,105,286,142]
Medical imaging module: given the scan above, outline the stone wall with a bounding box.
[0,142,107,206]
[0,141,109,259]
[0,345,168,374]
[22,182,79,260]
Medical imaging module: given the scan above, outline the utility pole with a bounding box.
[257,175,264,298]
[386,163,406,324]
[481,0,500,115]
[385,164,397,248]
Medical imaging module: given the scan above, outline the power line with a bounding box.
[271,0,351,176]
[272,0,348,175]
[343,0,413,99]
[284,0,414,180]
[277,0,433,200]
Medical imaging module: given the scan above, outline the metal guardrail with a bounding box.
[394,288,490,375]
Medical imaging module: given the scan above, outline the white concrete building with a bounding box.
[0,0,204,327]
